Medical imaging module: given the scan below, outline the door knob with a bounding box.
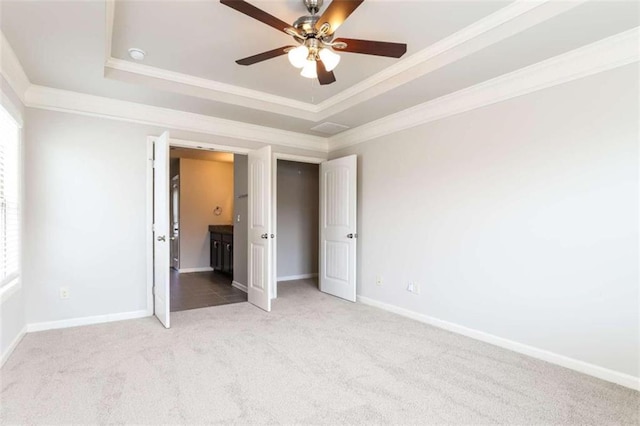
[157,235,166,242]
[261,233,268,239]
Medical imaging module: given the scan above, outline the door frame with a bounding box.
[271,153,325,299]
[170,174,180,270]
[145,136,251,315]
[146,137,330,313]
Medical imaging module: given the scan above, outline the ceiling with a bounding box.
[1,0,638,137]
[111,0,509,103]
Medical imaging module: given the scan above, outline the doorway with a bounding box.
[271,153,357,302]
[273,160,320,297]
[167,146,247,312]
[150,134,358,328]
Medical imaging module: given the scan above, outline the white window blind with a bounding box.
[0,107,20,288]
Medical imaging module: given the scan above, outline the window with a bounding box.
[0,105,20,288]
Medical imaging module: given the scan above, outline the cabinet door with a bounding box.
[214,234,218,269]
[216,236,223,270]
[211,234,223,271]
[222,234,233,273]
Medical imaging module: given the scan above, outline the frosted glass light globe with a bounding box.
[319,48,340,71]
[288,45,309,69]
[300,60,318,78]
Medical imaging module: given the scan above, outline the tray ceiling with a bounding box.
[1,0,638,138]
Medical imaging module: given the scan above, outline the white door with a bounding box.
[248,146,272,312]
[153,131,171,327]
[319,155,357,302]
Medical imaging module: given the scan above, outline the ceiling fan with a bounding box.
[220,0,407,85]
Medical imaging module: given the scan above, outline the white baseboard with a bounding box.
[178,267,213,273]
[232,280,247,293]
[26,309,150,333]
[357,295,639,391]
[277,273,318,282]
[1,325,26,368]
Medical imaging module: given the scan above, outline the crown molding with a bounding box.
[104,0,115,61]
[328,27,640,151]
[12,26,639,155]
[103,0,583,123]
[5,17,637,156]
[103,0,316,120]
[104,58,317,121]
[314,0,583,120]
[105,0,115,63]
[24,85,329,152]
[0,31,29,103]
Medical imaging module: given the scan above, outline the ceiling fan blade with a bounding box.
[236,46,294,66]
[220,0,291,34]
[317,60,336,85]
[333,38,407,58]
[315,0,364,36]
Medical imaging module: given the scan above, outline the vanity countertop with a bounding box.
[209,225,233,235]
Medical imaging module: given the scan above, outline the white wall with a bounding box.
[179,158,233,270]
[331,64,639,379]
[233,154,248,287]
[22,108,327,327]
[24,109,149,324]
[277,160,319,279]
[0,75,26,365]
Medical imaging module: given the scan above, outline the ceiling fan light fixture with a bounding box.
[288,45,309,68]
[220,0,407,86]
[300,60,318,78]
[319,48,340,71]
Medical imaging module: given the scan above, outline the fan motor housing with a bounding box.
[293,15,319,35]
[293,15,334,43]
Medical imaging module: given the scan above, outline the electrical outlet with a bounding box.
[376,275,383,286]
[236,214,241,223]
[60,287,70,299]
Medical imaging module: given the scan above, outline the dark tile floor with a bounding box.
[170,269,247,312]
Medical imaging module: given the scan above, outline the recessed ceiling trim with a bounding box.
[313,0,584,120]
[0,31,29,103]
[5,26,634,155]
[329,27,640,151]
[24,85,329,153]
[104,58,317,121]
[104,0,585,122]
[104,0,115,61]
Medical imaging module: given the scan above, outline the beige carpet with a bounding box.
[1,279,638,425]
